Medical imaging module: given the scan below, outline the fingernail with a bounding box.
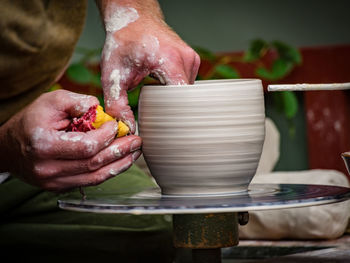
[132,150,142,162]
[114,120,119,130]
[124,119,135,134]
[110,144,122,158]
[104,136,114,147]
[103,121,118,138]
[110,121,119,135]
[90,156,104,170]
[109,168,119,176]
[130,138,141,152]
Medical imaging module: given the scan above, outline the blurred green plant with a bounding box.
[246,39,302,136]
[67,47,102,86]
[64,39,302,128]
[194,39,302,135]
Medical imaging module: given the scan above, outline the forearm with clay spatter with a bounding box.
[96,0,164,22]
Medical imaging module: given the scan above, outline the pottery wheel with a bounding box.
[58,184,350,215]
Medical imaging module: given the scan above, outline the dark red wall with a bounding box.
[200,45,350,178]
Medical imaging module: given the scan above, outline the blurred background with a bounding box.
[62,0,350,175]
[74,0,350,59]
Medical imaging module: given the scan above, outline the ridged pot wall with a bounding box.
[138,79,265,196]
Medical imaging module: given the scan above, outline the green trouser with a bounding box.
[0,165,174,262]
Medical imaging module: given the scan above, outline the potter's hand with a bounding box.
[98,0,201,133]
[0,90,142,192]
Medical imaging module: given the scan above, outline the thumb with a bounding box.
[104,89,136,134]
[52,90,99,117]
[102,68,136,134]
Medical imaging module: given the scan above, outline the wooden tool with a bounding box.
[268,82,350,92]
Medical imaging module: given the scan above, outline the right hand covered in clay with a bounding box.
[0,90,142,192]
[97,0,201,134]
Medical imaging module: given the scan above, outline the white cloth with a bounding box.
[0,172,10,184]
[240,169,350,240]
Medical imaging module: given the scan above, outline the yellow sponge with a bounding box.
[92,105,129,137]
[116,120,130,138]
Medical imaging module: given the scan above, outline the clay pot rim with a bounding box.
[144,78,261,89]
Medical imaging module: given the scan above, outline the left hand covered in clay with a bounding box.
[0,90,142,192]
[97,0,201,133]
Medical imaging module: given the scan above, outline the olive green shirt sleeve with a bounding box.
[0,0,88,124]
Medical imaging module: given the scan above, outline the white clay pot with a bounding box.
[138,79,265,196]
